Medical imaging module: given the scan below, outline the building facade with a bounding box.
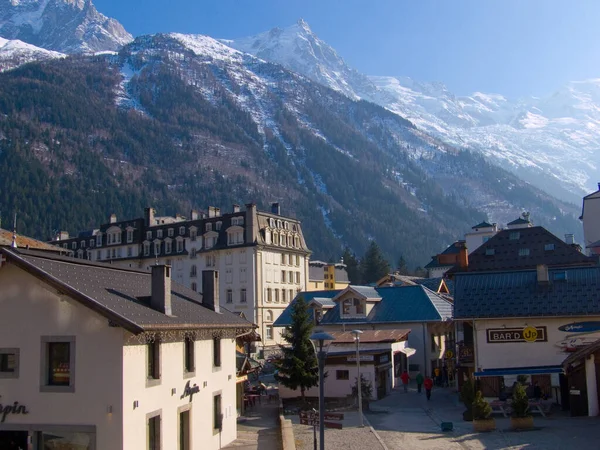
[581,183,600,256]
[307,260,350,291]
[0,248,253,449]
[50,203,312,353]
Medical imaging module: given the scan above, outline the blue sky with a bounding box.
[95,0,600,98]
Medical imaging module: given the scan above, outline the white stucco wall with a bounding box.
[582,194,600,253]
[122,336,238,450]
[474,317,598,371]
[0,264,124,449]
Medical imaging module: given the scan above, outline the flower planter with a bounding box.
[510,416,534,430]
[473,418,496,432]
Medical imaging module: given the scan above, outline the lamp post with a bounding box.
[310,330,335,450]
[351,329,364,427]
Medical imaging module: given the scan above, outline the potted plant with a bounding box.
[460,378,475,421]
[351,374,373,410]
[510,382,534,430]
[472,391,495,431]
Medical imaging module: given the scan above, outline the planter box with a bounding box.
[473,418,496,432]
[510,416,534,430]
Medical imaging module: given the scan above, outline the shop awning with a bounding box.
[474,366,563,377]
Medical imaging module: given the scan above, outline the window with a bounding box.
[184,337,195,373]
[295,255,300,266]
[146,231,152,240]
[281,270,286,283]
[265,310,273,321]
[213,394,222,430]
[128,246,133,257]
[0,348,18,378]
[225,251,233,265]
[177,240,184,252]
[127,229,133,242]
[205,223,212,232]
[42,337,75,392]
[157,229,163,238]
[509,231,521,240]
[190,265,197,277]
[519,248,530,256]
[266,288,272,303]
[282,254,287,265]
[165,241,172,254]
[282,289,287,303]
[90,239,95,248]
[144,243,150,256]
[148,340,160,380]
[80,240,86,248]
[295,272,300,284]
[240,288,247,303]
[226,289,233,303]
[213,338,221,367]
[336,370,349,380]
[71,242,77,250]
[216,221,222,231]
[354,298,364,315]
[232,216,244,226]
[96,234,102,247]
[275,289,280,303]
[180,226,186,236]
[266,326,273,340]
[544,243,555,251]
[240,267,247,283]
[190,229,197,241]
[190,248,197,259]
[168,228,174,237]
[148,414,161,450]
[485,248,495,256]
[206,254,216,267]
[553,271,568,281]
[280,234,286,247]
[289,289,294,302]
[154,242,160,256]
[240,250,246,264]
[226,268,233,283]
[342,299,351,315]
[191,282,197,292]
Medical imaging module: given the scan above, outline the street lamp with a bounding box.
[351,329,364,427]
[310,330,336,450]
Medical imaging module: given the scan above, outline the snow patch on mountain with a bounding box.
[0,35,64,70]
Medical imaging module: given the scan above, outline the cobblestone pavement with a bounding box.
[366,382,600,450]
[224,402,281,450]
[288,410,385,450]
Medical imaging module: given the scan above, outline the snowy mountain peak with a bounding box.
[0,0,132,53]
[0,34,64,71]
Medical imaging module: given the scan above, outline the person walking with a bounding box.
[400,370,410,393]
[434,366,441,386]
[416,372,424,393]
[424,375,434,400]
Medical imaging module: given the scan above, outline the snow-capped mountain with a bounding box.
[226,21,600,203]
[0,0,132,53]
[0,35,63,70]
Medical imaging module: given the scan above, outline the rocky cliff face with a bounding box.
[0,0,132,53]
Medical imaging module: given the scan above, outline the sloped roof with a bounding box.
[454,266,600,319]
[507,217,531,226]
[334,267,349,282]
[0,228,68,253]
[274,285,452,327]
[424,258,455,270]
[1,248,253,334]
[472,221,494,229]
[309,264,324,281]
[327,329,410,344]
[563,339,600,367]
[449,226,595,274]
[309,297,336,308]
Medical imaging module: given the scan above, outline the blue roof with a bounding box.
[341,285,381,299]
[454,266,600,319]
[310,297,336,308]
[274,290,340,327]
[472,221,494,229]
[274,285,452,327]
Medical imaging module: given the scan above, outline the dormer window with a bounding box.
[127,229,133,243]
[509,231,520,240]
[179,226,186,235]
[96,234,102,247]
[205,223,212,232]
[168,228,174,237]
[216,221,222,231]
[341,297,366,317]
[232,216,244,226]
[157,229,163,239]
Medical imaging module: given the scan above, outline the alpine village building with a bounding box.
[0,247,255,449]
[50,203,311,356]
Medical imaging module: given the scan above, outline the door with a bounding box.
[569,367,588,417]
[180,409,190,450]
[0,431,28,450]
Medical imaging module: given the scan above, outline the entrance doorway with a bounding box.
[0,430,28,450]
[180,409,190,450]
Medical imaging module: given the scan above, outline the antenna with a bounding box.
[11,213,17,249]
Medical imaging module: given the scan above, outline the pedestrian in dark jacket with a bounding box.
[424,376,434,400]
[416,372,424,393]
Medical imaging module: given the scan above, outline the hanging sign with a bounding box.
[486,326,547,343]
[558,322,600,333]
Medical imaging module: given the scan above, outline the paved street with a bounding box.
[366,383,600,450]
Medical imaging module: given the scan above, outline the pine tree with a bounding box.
[341,247,361,284]
[360,241,390,284]
[274,296,318,402]
[396,255,409,275]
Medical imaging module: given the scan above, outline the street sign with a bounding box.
[323,421,343,429]
[299,411,316,419]
[323,413,344,420]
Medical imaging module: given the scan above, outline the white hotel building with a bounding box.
[51,203,312,354]
[0,247,254,449]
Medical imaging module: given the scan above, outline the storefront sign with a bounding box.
[347,355,374,362]
[559,322,600,333]
[0,396,29,422]
[486,326,547,343]
[180,380,200,402]
[378,354,389,364]
[458,344,474,363]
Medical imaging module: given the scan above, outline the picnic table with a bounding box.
[488,399,547,418]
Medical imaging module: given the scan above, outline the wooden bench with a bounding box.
[489,400,508,417]
[528,400,546,417]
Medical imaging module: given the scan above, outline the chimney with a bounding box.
[208,206,216,218]
[56,231,69,241]
[144,207,155,226]
[151,265,172,316]
[457,241,469,269]
[190,210,199,221]
[202,270,220,313]
[215,207,221,217]
[109,214,117,224]
[271,202,281,215]
[245,203,257,244]
[233,204,240,213]
[565,234,575,245]
[537,264,549,284]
